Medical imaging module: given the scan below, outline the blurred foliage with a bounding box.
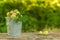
[0,0,60,32]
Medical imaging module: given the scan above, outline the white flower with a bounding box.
[13,13,17,15]
[14,9,20,14]
[10,10,14,14]
[39,31,43,34]
[43,31,49,35]
[11,14,16,18]
[7,12,9,16]
[6,9,22,20]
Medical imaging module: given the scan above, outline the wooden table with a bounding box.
[0,33,60,40]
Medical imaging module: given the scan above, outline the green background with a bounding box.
[0,0,60,32]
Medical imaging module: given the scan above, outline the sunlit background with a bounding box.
[0,0,60,33]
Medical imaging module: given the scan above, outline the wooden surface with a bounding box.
[0,33,60,40]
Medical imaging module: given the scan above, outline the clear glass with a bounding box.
[5,17,22,37]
